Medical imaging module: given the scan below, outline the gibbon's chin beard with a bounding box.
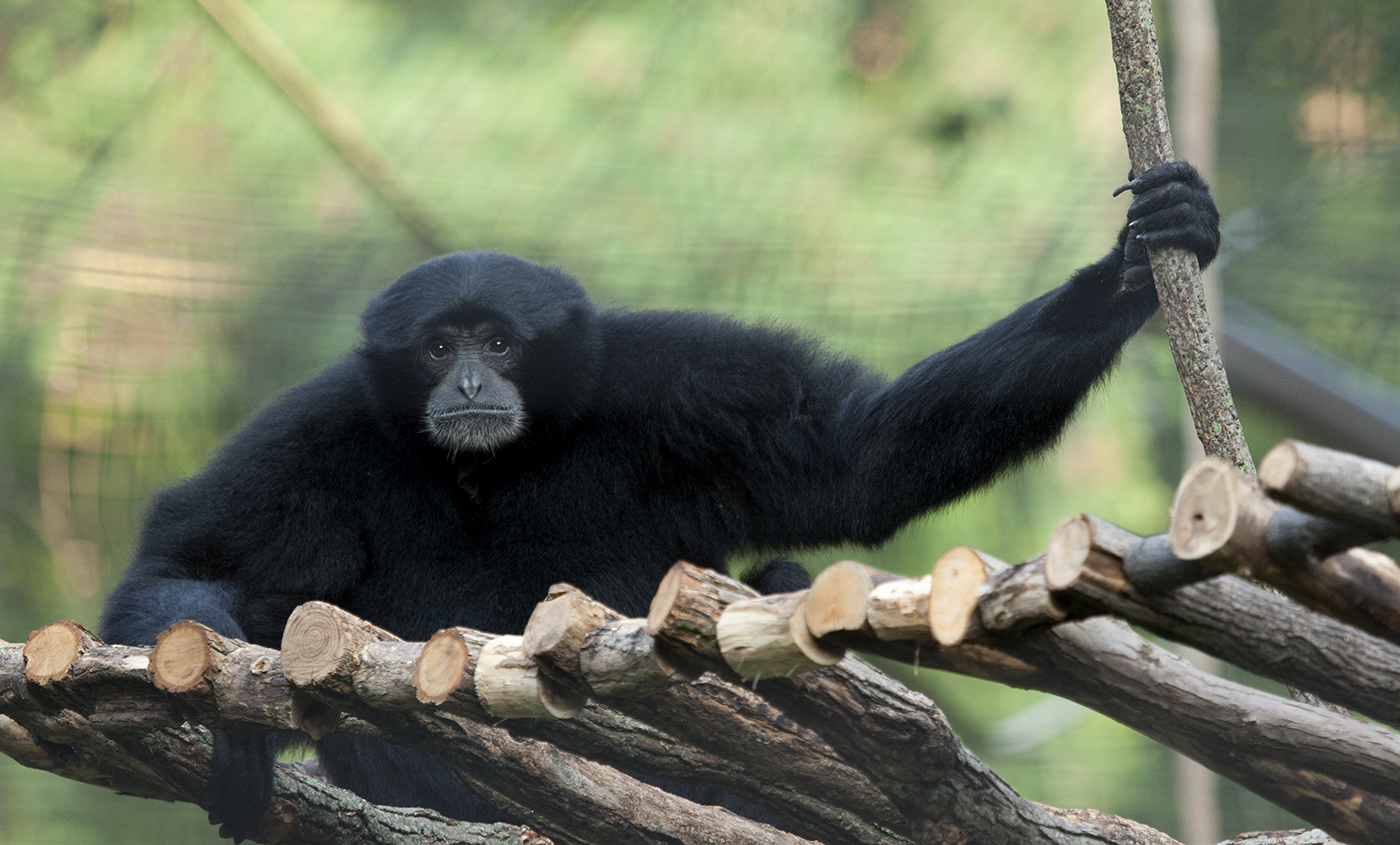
[425,406,526,456]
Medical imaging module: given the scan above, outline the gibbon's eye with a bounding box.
[486,337,510,356]
[426,340,451,361]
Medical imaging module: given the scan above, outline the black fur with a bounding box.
[100,162,1219,840]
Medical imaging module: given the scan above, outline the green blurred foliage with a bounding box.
[1,0,1396,841]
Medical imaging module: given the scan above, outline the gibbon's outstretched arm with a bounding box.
[835,161,1219,543]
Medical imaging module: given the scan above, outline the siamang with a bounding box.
[101,162,1219,839]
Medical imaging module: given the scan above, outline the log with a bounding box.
[576,618,685,698]
[977,554,1065,635]
[1220,832,1337,845]
[213,645,302,732]
[6,705,554,845]
[803,561,904,638]
[8,630,303,736]
[474,636,585,719]
[414,627,492,711]
[639,568,1187,843]
[295,607,888,843]
[717,592,844,680]
[757,654,1179,845]
[1123,533,1215,593]
[282,600,401,689]
[349,641,431,711]
[281,602,408,737]
[285,636,822,845]
[153,629,303,735]
[518,591,910,842]
[151,619,243,693]
[1013,620,1400,841]
[608,676,909,841]
[1048,513,1214,594]
[1,711,167,798]
[933,548,1063,643]
[1171,456,1276,568]
[301,608,901,843]
[522,583,620,682]
[1076,571,1400,730]
[524,684,913,845]
[5,605,1340,845]
[1260,440,1400,536]
[8,617,881,845]
[865,575,934,641]
[0,642,22,708]
[10,612,823,839]
[402,709,817,845]
[23,620,102,684]
[647,560,758,676]
[1171,457,1400,645]
[929,546,1002,645]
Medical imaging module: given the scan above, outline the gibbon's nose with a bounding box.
[458,369,483,400]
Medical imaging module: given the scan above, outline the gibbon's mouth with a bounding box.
[430,406,516,419]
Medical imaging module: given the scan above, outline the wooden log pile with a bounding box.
[4,439,1400,845]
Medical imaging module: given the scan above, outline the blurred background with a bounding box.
[1,1,1398,842]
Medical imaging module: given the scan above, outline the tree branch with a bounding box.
[1104,0,1253,475]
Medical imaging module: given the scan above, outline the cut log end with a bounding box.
[415,629,477,705]
[538,677,587,719]
[1258,440,1301,495]
[282,603,353,685]
[522,583,618,679]
[929,546,990,646]
[1045,515,1091,590]
[522,594,574,660]
[644,562,756,661]
[23,621,99,684]
[645,562,687,636]
[151,621,217,693]
[789,595,846,666]
[1170,456,1239,561]
[804,560,874,638]
[281,601,398,686]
